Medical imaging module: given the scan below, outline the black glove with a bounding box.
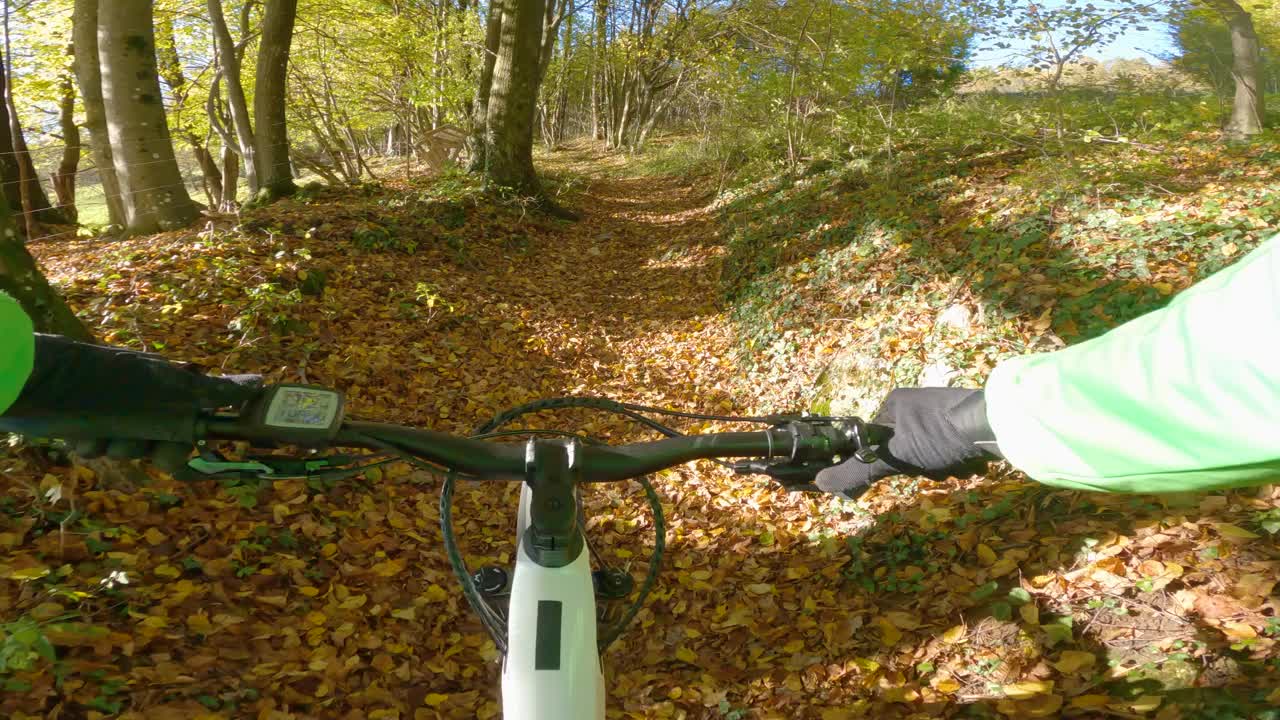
[0,335,261,477]
[814,388,1001,500]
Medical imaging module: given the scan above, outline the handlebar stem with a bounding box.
[523,439,586,568]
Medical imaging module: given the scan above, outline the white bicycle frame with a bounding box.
[500,483,606,718]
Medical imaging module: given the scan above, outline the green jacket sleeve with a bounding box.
[0,290,35,415]
[985,235,1280,494]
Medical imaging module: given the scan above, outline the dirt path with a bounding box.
[18,146,1277,719]
[495,142,741,415]
[12,148,874,720]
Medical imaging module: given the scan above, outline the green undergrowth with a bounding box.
[682,92,1280,411]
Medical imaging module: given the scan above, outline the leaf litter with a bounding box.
[0,143,1276,718]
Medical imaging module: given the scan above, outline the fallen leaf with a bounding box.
[1053,650,1096,674]
[371,558,407,577]
[1131,695,1163,712]
[877,618,902,647]
[885,611,921,630]
[1002,680,1053,698]
[934,679,961,693]
[1019,603,1039,626]
[941,625,967,644]
[1015,693,1064,718]
[977,543,997,565]
[1215,523,1259,540]
[1220,621,1256,640]
[1070,694,1110,709]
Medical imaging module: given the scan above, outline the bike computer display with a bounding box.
[249,384,345,445]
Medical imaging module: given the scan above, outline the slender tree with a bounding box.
[208,0,259,194]
[71,0,125,228]
[253,0,299,200]
[470,0,506,172]
[591,0,608,139]
[51,59,80,223]
[156,12,222,208]
[98,0,199,234]
[0,45,64,226]
[1205,0,1265,139]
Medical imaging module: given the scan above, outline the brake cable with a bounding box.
[465,396,753,653]
[414,397,800,654]
[441,470,510,653]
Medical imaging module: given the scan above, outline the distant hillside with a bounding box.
[961,56,1204,94]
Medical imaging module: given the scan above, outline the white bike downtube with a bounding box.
[501,485,606,719]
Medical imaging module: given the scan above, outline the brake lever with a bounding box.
[732,415,884,491]
[730,459,830,491]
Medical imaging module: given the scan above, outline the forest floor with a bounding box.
[1,141,1278,719]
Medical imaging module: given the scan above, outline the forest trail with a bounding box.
[491,141,743,415]
[10,146,1280,719]
[10,145,880,719]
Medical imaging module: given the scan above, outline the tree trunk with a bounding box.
[72,0,125,229]
[470,0,505,172]
[483,0,547,199]
[1214,0,1265,139]
[206,69,240,210]
[0,199,92,341]
[0,60,21,219]
[551,9,572,145]
[208,0,259,193]
[0,58,64,227]
[98,0,199,234]
[591,0,608,140]
[156,12,222,209]
[537,0,567,83]
[51,68,80,223]
[253,0,299,201]
[219,145,239,212]
[190,142,223,209]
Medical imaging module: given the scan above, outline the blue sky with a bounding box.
[970,2,1179,68]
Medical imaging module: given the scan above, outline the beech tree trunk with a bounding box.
[71,0,125,228]
[1213,0,1265,139]
[98,0,199,234]
[470,0,505,172]
[51,69,80,223]
[482,0,546,198]
[220,145,239,212]
[253,0,299,201]
[0,200,92,341]
[206,68,240,210]
[156,12,221,209]
[591,0,608,140]
[208,0,259,193]
[0,57,63,226]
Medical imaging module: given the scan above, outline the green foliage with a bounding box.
[977,0,1163,87]
[235,282,306,335]
[0,617,56,674]
[844,526,949,594]
[708,88,1280,404]
[1172,2,1279,102]
[677,0,973,166]
[351,222,418,254]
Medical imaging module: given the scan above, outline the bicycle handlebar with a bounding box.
[201,415,884,483]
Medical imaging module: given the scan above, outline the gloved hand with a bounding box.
[814,388,1001,500]
[0,335,261,477]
